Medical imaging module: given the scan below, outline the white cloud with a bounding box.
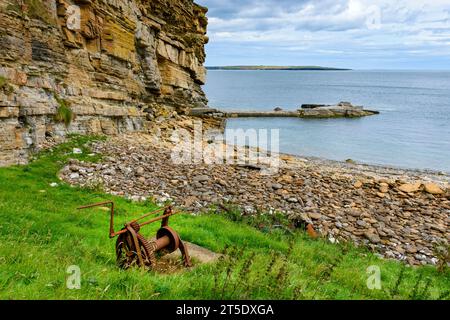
[196,0,450,68]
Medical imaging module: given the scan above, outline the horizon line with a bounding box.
[205,66,450,71]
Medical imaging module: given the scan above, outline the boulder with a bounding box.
[308,212,322,220]
[398,183,421,193]
[271,183,283,190]
[193,175,209,183]
[364,231,381,244]
[379,183,389,193]
[423,183,444,195]
[353,180,363,188]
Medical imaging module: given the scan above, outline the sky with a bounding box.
[195,0,450,69]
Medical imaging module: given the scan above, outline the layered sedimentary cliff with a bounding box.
[0,0,209,166]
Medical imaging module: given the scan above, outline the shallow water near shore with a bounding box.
[203,70,450,172]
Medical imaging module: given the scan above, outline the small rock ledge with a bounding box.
[298,102,379,118]
[191,102,379,119]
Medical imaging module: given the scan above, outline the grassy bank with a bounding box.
[0,136,448,300]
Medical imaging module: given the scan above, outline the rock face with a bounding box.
[0,0,209,166]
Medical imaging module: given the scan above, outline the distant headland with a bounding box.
[206,66,352,71]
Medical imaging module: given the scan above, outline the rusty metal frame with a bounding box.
[77,201,192,270]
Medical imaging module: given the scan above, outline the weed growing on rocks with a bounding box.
[0,76,14,94]
[54,94,75,128]
[211,203,292,235]
[26,0,56,25]
[433,241,450,273]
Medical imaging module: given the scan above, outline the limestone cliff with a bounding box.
[0,0,209,166]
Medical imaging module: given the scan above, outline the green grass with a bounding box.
[53,94,75,128]
[0,135,448,300]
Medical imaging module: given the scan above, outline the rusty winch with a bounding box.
[78,201,191,269]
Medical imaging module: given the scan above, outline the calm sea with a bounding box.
[203,70,450,172]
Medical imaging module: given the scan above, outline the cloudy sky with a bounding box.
[195,0,450,69]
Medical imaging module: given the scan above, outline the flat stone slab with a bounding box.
[219,102,379,119]
[223,109,378,119]
[160,242,222,265]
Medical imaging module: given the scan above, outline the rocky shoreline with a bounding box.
[59,120,449,267]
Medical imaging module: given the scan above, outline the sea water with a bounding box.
[203,70,450,172]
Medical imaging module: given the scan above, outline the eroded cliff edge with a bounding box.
[0,0,209,166]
